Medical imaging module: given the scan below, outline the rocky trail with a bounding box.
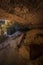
[0,29,43,65]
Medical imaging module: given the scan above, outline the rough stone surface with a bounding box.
[0,0,43,65]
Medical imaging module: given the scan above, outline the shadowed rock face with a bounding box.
[0,0,43,14]
[0,1,42,16]
[0,0,43,24]
[29,44,43,60]
[0,0,43,9]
